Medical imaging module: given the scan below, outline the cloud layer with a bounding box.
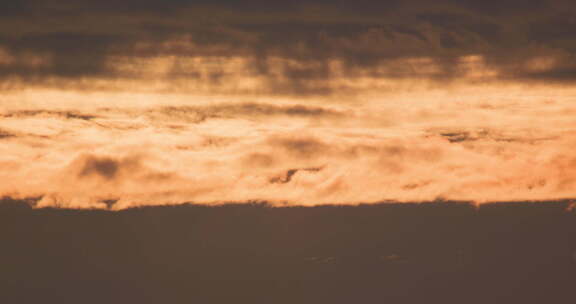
[1,1,576,208]
[1,0,576,93]
[1,84,575,209]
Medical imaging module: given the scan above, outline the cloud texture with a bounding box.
[1,1,576,208]
[1,84,575,208]
[1,0,576,91]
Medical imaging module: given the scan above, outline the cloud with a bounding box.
[2,84,576,209]
[1,2,576,208]
[522,67,576,82]
[0,129,16,139]
[77,156,122,180]
[1,110,98,121]
[154,103,344,123]
[0,0,575,92]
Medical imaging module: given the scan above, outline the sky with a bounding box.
[1,0,576,208]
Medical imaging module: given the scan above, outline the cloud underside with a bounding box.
[1,0,576,93]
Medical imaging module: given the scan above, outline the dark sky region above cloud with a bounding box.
[1,0,576,88]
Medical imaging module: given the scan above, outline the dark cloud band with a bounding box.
[1,0,576,89]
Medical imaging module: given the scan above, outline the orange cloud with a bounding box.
[1,82,575,209]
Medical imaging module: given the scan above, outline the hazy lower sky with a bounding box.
[1,0,576,208]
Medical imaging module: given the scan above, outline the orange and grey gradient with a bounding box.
[1,0,576,209]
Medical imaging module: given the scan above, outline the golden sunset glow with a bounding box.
[1,78,575,209]
[1,0,576,209]
[3,2,576,303]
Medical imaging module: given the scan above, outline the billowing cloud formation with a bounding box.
[1,84,576,209]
